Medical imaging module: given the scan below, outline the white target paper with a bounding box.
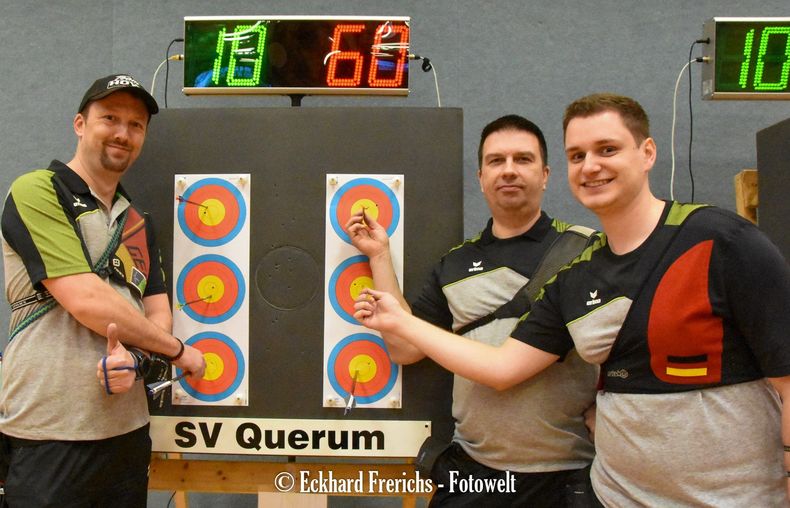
[171,174,250,406]
[323,174,405,410]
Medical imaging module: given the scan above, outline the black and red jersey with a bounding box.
[513,201,790,393]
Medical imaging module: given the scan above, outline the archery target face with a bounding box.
[176,254,245,324]
[177,332,245,402]
[327,333,398,404]
[328,255,374,325]
[329,178,400,244]
[178,178,246,247]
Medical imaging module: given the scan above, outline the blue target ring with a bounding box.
[176,331,245,402]
[328,255,372,325]
[329,178,400,244]
[327,333,398,404]
[176,254,246,324]
[178,178,246,247]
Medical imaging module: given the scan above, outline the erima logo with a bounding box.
[586,290,601,306]
[73,196,87,208]
[607,369,629,379]
[468,261,484,273]
[107,75,141,90]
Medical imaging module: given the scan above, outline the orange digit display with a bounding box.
[326,24,366,87]
[368,24,409,87]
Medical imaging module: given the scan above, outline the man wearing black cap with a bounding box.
[0,74,205,507]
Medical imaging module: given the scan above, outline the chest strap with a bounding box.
[10,291,54,312]
[455,225,596,336]
[8,203,128,341]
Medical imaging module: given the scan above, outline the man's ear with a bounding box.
[73,113,85,139]
[642,137,657,172]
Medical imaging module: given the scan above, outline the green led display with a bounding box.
[183,16,410,96]
[709,19,790,96]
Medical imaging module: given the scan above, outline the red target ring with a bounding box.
[327,334,398,404]
[336,185,393,231]
[329,256,373,324]
[176,254,245,324]
[177,178,246,247]
[329,178,400,244]
[178,332,245,402]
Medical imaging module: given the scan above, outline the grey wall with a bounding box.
[4,1,790,242]
[2,1,789,506]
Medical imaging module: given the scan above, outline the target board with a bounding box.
[176,254,246,324]
[176,332,246,402]
[323,175,404,409]
[172,174,251,406]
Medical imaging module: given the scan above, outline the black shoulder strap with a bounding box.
[455,225,596,336]
[523,225,596,304]
[9,176,128,313]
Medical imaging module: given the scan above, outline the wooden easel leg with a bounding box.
[174,490,189,508]
[161,453,188,508]
[402,496,417,508]
[257,492,328,507]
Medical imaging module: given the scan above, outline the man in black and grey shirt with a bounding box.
[346,115,598,507]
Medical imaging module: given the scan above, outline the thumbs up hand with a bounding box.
[96,322,137,395]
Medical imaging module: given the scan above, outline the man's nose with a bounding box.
[502,158,518,175]
[112,123,132,143]
[580,154,600,173]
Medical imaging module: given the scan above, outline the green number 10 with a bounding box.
[739,26,790,91]
[212,24,268,86]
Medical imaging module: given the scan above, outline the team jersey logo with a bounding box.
[586,290,601,306]
[468,260,484,273]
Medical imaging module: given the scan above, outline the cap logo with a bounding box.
[107,75,141,90]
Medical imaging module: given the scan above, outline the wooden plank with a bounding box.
[734,169,758,224]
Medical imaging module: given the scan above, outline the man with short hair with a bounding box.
[355,94,790,506]
[0,74,206,507]
[346,115,599,507]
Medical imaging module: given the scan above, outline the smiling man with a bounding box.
[354,94,790,506]
[0,74,205,507]
[346,115,599,507]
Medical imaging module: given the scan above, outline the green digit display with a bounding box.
[738,29,754,88]
[754,27,790,91]
[708,19,790,98]
[212,27,226,85]
[226,24,268,86]
[210,23,268,87]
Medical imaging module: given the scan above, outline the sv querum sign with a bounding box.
[183,16,410,96]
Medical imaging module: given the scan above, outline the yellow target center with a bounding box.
[197,275,225,303]
[349,276,374,300]
[350,199,379,221]
[203,352,224,381]
[349,354,377,383]
[199,198,226,226]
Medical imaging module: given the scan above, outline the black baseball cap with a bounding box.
[78,74,159,116]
